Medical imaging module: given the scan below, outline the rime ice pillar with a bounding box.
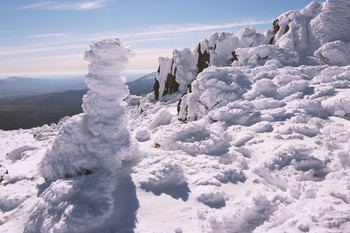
[40,38,135,180]
[83,38,133,149]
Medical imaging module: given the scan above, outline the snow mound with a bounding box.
[322,91,350,116]
[25,175,115,233]
[315,41,350,65]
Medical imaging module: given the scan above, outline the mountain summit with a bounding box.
[1,0,350,232]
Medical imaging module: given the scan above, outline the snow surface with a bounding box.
[1,0,350,232]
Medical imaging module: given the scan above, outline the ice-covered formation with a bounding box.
[152,29,269,101]
[272,0,350,64]
[40,38,135,180]
[24,38,138,233]
[148,0,350,106]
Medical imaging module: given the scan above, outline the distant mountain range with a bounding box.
[0,73,156,130]
[127,72,156,96]
[0,76,87,98]
[0,73,156,98]
[0,90,87,130]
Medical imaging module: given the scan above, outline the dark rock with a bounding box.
[162,66,179,97]
[229,51,238,63]
[153,78,160,100]
[187,84,192,93]
[64,169,94,179]
[273,19,280,34]
[197,43,210,73]
[177,84,192,121]
[0,164,8,183]
[283,25,290,34]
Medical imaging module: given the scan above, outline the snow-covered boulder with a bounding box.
[315,40,350,66]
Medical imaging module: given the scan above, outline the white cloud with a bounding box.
[26,33,67,38]
[121,20,272,38]
[21,0,108,11]
[1,19,273,78]
[20,2,52,10]
[0,19,273,58]
[0,44,87,56]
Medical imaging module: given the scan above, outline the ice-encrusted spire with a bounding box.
[39,38,136,180]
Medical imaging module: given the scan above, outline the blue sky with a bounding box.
[0,0,319,80]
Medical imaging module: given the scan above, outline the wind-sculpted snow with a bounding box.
[23,38,139,233]
[274,0,350,65]
[41,38,136,180]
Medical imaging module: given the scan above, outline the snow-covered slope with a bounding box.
[1,0,350,232]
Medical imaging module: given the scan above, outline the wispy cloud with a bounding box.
[0,30,25,34]
[20,0,108,11]
[0,44,87,56]
[0,19,273,56]
[26,33,67,38]
[120,20,272,39]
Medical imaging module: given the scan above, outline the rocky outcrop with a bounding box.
[152,59,180,100]
[149,0,350,121]
[273,19,280,34]
[197,43,210,73]
[153,78,160,100]
[152,29,267,102]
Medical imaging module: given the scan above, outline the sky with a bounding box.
[0,0,320,81]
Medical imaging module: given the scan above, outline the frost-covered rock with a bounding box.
[273,0,350,60]
[150,0,350,105]
[152,28,268,101]
[232,45,299,67]
[153,49,197,100]
[315,40,350,66]
[178,67,252,122]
